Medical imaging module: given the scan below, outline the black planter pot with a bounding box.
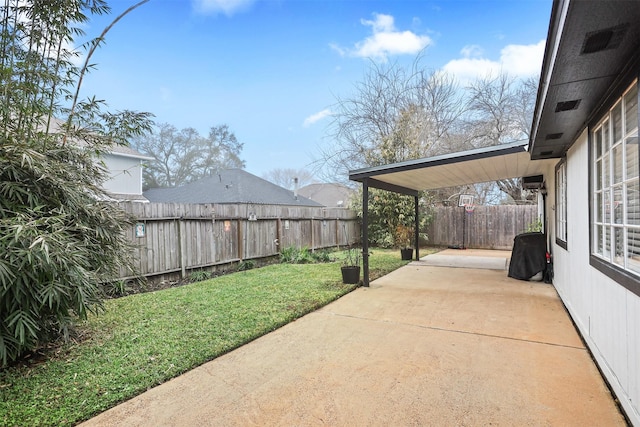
[341,266,361,284]
[400,248,414,260]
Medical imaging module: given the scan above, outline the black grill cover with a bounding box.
[508,232,546,280]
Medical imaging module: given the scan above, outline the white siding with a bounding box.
[551,129,640,425]
[102,153,143,196]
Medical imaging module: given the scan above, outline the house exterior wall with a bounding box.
[551,129,640,425]
[102,153,143,196]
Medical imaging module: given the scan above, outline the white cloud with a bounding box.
[443,57,499,83]
[303,109,332,127]
[500,41,546,76]
[332,13,432,62]
[443,40,545,84]
[460,44,483,58]
[192,0,256,16]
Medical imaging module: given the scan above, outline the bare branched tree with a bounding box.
[262,168,316,190]
[465,73,533,147]
[317,53,539,204]
[464,73,539,203]
[316,56,465,181]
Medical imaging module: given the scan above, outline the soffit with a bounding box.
[349,141,556,194]
[530,0,640,160]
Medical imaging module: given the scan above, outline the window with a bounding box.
[592,81,639,275]
[556,160,567,247]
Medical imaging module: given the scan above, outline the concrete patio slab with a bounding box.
[414,248,511,270]
[81,257,626,426]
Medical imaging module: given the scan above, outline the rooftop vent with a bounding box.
[581,24,628,54]
[545,133,563,140]
[540,150,554,157]
[555,99,581,112]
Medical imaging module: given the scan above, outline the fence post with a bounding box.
[236,219,243,261]
[117,203,359,283]
[178,218,186,278]
[276,217,282,254]
[311,217,315,251]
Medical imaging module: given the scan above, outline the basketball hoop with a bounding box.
[458,194,474,207]
[464,204,475,213]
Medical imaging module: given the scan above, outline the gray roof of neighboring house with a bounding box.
[106,144,153,160]
[297,183,356,208]
[105,192,149,203]
[144,169,324,206]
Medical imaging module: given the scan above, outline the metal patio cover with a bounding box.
[349,140,557,195]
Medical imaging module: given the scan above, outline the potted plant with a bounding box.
[341,246,361,284]
[395,225,414,260]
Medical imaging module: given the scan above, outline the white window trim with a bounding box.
[556,160,567,247]
[591,80,639,276]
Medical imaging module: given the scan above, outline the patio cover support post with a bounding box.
[414,195,419,260]
[362,178,370,287]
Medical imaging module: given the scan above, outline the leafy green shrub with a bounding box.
[189,270,212,282]
[0,1,152,367]
[311,249,333,263]
[280,247,334,264]
[526,217,543,232]
[0,141,137,366]
[237,260,256,271]
[280,247,300,263]
[352,188,433,248]
[279,246,296,263]
[103,280,129,298]
[280,247,313,264]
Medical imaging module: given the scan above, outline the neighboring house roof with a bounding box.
[297,183,356,208]
[144,169,324,206]
[107,143,154,160]
[104,192,149,203]
[46,117,153,160]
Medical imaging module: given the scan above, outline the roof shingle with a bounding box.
[144,169,324,206]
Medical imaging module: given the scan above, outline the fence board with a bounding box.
[117,202,359,281]
[425,205,538,250]
[117,202,533,281]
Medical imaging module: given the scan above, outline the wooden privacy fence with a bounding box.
[117,202,360,281]
[425,205,539,250]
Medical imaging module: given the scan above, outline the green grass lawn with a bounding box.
[0,248,430,427]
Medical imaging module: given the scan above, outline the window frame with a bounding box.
[589,78,640,297]
[555,159,568,249]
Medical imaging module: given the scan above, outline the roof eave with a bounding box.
[349,141,528,182]
[529,0,640,160]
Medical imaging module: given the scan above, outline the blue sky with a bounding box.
[79,0,553,179]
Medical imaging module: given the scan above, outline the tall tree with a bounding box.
[464,73,539,203]
[132,123,245,189]
[318,57,464,180]
[0,0,152,366]
[320,55,539,204]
